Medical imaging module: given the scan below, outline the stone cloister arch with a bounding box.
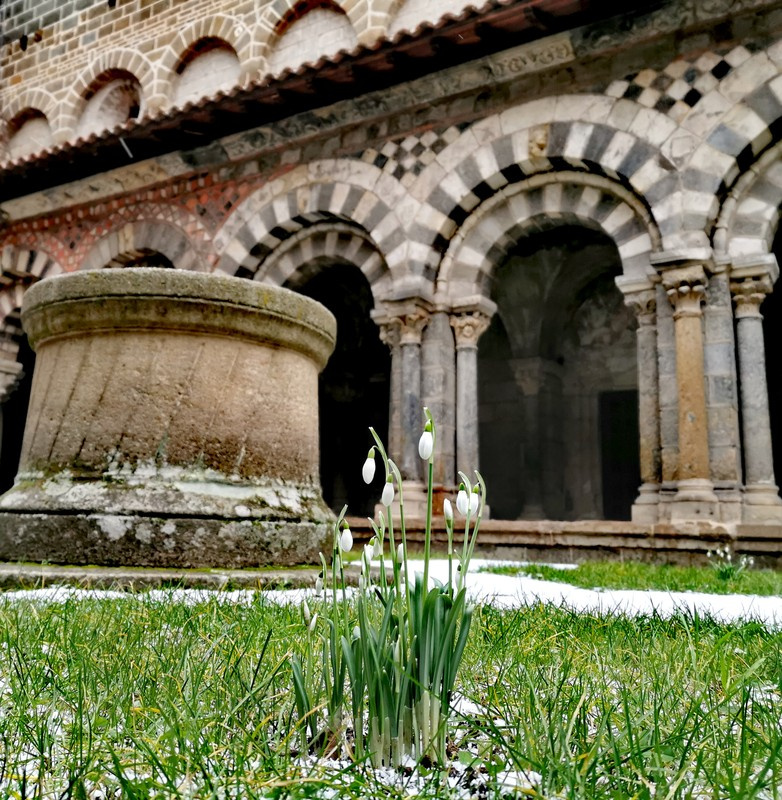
[0,247,62,491]
[710,132,782,523]
[436,174,660,521]
[238,221,392,516]
[80,220,208,272]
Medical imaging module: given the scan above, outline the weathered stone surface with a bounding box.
[0,269,336,566]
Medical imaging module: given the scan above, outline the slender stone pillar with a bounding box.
[661,263,719,520]
[377,319,403,462]
[450,311,491,476]
[622,287,661,522]
[730,263,782,521]
[421,311,456,487]
[655,281,678,512]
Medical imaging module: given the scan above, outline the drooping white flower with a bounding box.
[456,484,469,516]
[353,625,361,640]
[309,613,318,633]
[397,543,404,564]
[443,498,453,523]
[314,576,323,596]
[362,448,376,484]
[340,525,353,552]
[470,488,480,515]
[302,598,312,625]
[418,426,434,460]
[372,536,382,558]
[381,478,394,507]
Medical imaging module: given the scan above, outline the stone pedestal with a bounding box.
[0,268,337,567]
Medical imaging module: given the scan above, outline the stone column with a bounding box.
[450,311,491,476]
[421,311,456,487]
[377,319,403,461]
[622,287,661,522]
[661,263,719,520]
[655,281,678,511]
[731,263,782,521]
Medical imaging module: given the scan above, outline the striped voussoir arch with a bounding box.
[437,173,659,301]
[686,72,782,241]
[258,222,392,298]
[410,118,675,281]
[214,176,406,279]
[0,245,63,332]
[79,220,208,272]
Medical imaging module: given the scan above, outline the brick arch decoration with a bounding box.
[258,221,392,300]
[254,0,364,68]
[153,15,257,109]
[406,97,679,281]
[0,246,63,354]
[56,49,155,139]
[214,160,410,290]
[4,88,58,132]
[437,171,659,303]
[79,220,208,272]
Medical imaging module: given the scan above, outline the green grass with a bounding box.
[480,560,782,596]
[0,590,780,797]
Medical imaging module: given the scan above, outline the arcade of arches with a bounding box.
[5,0,782,536]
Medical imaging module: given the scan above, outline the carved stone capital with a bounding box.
[0,359,23,403]
[731,275,774,320]
[398,311,430,345]
[376,318,402,349]
[450,311,491,348]
[661,264,708,319]
[623,288,657,327]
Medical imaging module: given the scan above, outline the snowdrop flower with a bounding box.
[353,625,361,640]
[381,477,394,507]
[371,536,382,558]
[456,483,469,516]
[470,487,480,515]
[340,523,353,553]
[302,599,312,626]
[443,498,453,524]
[364,543,374,562]
[418,423,434,460]
[314,576,324,596]
[362,448,376,484]
[397,543,404,564]
[309,614,318,634]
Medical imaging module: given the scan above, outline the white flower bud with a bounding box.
[340,527,353,552]
[456,486,469,516]
[353,625,361,640]
[381,479,394,507]
[314,576,323,596]
[364,543,374,562]
[362,448,376,484]
[470,489,479,515]
[418,428,434,460]
[443,498,453,523]
[302,598,312,625]
[372,537,382,558]
[397,543,404,564]
[309,613,318,633]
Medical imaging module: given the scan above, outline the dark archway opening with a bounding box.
[478,223,638,520]
[287,263,390,516]
[0,335,35,493]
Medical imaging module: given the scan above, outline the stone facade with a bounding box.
[3,0,782,531]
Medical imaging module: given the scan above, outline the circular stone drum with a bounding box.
[0,268,337,568]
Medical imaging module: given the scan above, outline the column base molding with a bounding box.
[669,479,720,522]
[631,483,660,523]
[742,484,782,522]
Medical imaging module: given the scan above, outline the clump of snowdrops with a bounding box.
[291,408,485,768]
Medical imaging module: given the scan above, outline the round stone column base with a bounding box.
[0,512,331,568]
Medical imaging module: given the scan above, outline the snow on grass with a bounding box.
[2,559,781,628]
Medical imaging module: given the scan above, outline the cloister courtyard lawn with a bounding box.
[0,560,780,799]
